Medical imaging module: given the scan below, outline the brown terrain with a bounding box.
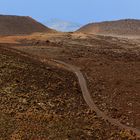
[77,19,140,36]
[0,16,140,139]
[0,15,54,35]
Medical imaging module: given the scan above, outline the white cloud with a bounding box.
[44,19,82,32]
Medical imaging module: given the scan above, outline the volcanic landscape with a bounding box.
[0,15,140,140]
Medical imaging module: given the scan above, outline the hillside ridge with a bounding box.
[77,19,140,36]
[0,15,54,35]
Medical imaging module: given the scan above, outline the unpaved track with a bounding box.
[53,60,140,137]
[1,46,140,137]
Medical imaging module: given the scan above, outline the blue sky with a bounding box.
[0,0,140,24]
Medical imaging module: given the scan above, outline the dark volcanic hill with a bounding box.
[0,15,54,35]
[77,19,140,36]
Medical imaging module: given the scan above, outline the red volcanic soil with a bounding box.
[77,19,140,36]
[0,45,129,140]
[0,32,140,139]
[0,15,54,35]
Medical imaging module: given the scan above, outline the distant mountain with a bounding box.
[44,19,82,32]
[77,19,140,36]
[0,15,54,35]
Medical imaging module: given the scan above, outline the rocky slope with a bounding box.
[1,44,138,139]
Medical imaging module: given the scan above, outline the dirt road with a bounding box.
[53,60,140,137]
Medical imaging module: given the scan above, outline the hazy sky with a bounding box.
[0,0,140,24]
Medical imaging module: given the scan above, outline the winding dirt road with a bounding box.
[2,46,140,137]
[53,60,140,137]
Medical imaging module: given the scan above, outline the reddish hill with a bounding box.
[77,19,140,36]
[0,15,54,35]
